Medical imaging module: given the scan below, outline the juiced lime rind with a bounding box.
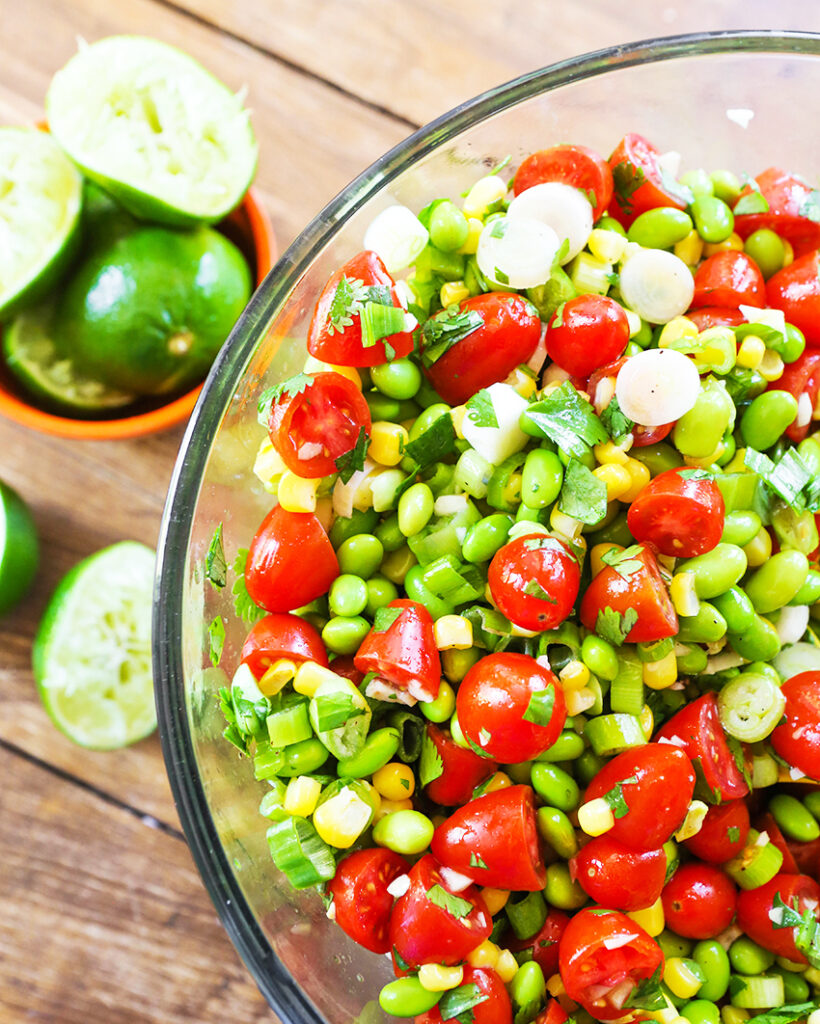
[33,541,157,750]
[0,481,39,616]
[0,128,83,319]
[46,35,258,227]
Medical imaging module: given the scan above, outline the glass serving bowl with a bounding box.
[154,31,820,1024]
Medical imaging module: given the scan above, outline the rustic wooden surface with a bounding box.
[1,1,818,1021]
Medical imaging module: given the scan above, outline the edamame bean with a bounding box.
[804,790,820,821]
[744,229,786,280]
[537,806,579,859]
[375,513,405,552]
[712,587,756,634]
[421,680,456,722]
[576,749,606,786]
[710,170,741,205]
[692,940,731,1002]
[328,575,369,618]
[522,448,564,509]
[409,403,451,441]
[729,613,782,662]
[678,544,747,599]
[398,482,434,537]
[510,961,546,1009]
[442,646,482,682]
[628,207,694,249]
[659,931,695,960]
[745,549,809,613]
[545,863,588,909]
[536,730,586,763]
[337,727,401,778]
[677,601,728,644]
[277,737,329,777]
[581,634,619,682]
[741,391,799,451]
[585,511,635,549]
[379,976,441,1017]
[366,391,403,421]
[429,199,469,252]
[329,507,379,547]
[677,644,709,675]
[597,215,628,236]
[381,546,418,585]
[531,762,579,812]
[404,564,455,618]
[673,377,736,459]
[682,1000,721,1024]
[322,615,370,655]
[770,965,810,1003]
[462,514,514,563]
[365,575,399,617]
[692,195,734,243]
[729,935,776,974]
[681,169,715,197]
[370,358,422,400]
[629,442,684,476]
[721,511,763,548]
[769,794,820,842]
[372,809,434,855]
[782,323,807,363]
[337,533,384,579]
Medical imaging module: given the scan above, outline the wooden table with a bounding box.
[1,2,816,1021]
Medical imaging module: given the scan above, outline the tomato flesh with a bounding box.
[683,799,750,864]
[770,672,820,781]
[767,250,820,347]
[422,723,498,807]
[662,862,738,939]
[328,848,409,953]
[627,468,725,558]
[546,294,629,381]
[240,612,328,678]
[571,835,667,911]
[417,966,513,1024]
[736,873,820,963]
[354,599,441,702]
[514,144,613,220]
[733,167,820,257]
[608,132,690,225]
[691,250,766,309]
[488,535,580,632]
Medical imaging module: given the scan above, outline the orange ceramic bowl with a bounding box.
[0,187,275,440]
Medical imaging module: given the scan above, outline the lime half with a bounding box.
[33,541,157,749]
[0,128,83,320]
[46,36,258,226]
[0,480,38,615]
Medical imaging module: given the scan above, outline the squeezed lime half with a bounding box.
[0,480,38,615]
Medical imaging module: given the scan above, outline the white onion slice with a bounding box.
[619,248,695,324]
[615,348,700,426]
[386,874,411,898]
[507,182,594,262]
[774,606,810,646]
[332,457,378,517]
[434,494,470,517]
[439,867,475,893]
[797,392,813,428]
[476,216,560,289]
[773,640,820,680]
[363,204,429,273]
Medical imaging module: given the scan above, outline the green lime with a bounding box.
[0,480,38,615]
[0,127,83,320]
[46,36,258,226]
[33,541,156,750]
[3,300,136,414]
[55,226,252,395]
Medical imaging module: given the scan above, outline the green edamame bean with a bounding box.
[681,169,715,197]
[673,377,736,459]
[804,790,820,821]
[729,613,782,662]
[597,214,627,236]
[585,510,635,549]
[692,939,731,1002]
[531,762,579,812]
[337,533,384,579]
[746,661,782,684]
[510,961,546,1009]
[421,680,456,723]
[462,514,514,563]
[628,207,694,249]
[423,461,456,496]
[379,976,441,1017]
[677,602,728,644]
[277,737,329,777]
[770,965,810,1003]
[404,564,455,619]
[692,195,734,243]
[712,587,756,634]
[559,445,595,471]
[629,442,684,476]
[337,727,401,778]
[370,358,422,401]
[717,432,737,467]
[769,794,820,842]
[745,549,810,613]
[420,244,465,281]
[744,229,786,280]
[366,391,402,421]
[536,806,579,859]
[365,575,399,617]
[659,930,695,960]
[581,634,619,682]
[321,615,370,655]
[677,644,709,675]
[328,574,369,617]
[729,935,776,974]
[409,403,451,441]
[682,1000,721,1024]
[544,862,588,909]
[373,809,434,855]
[721,510,763,548]
[741,391,799,451]
[576,749,606,786]
[536,730,585,763]
[329,507,379,547]
[398,482,434,537]
[442,646,482,682]
[521,448,564,509]
[782,323,807,363]
[429,199,469,252]
[678,544,747,599]
[710,170,741,205]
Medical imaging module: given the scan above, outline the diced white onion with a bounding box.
[332,457,378,517]
[434,494,469,516]
[394,279,414,309]
[386,874,411,898]
[363,204,429,273]
[507,182,594,263]
[797,392,813,428]
[773,640,820,680]
[615,348,700,426]
[365,676,417,706]
[739,303,786,333]
[461,382,529,465]
[406,678,432,704]
[603,933,639,951]
[542,363,571,387]
[526,324,548,375]
[775,605,811,646]
[701,650,747,675]
[476,215,560,289]
[439,867,475,892]
[657,150,682,179]
[619,248,695,324]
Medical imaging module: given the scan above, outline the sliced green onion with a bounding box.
[724,828,784,889]
[360,301,413,349]
[266,699,313,747]
[637,638,675,663]
[259,779,288,819]
[751,749,780,789]
[266,815,336,889]
[730,974,785,1009]
[254,741,286,780]
[422,555,484,604]
[717,672,786,742]
[311,690,362,733]
[388,709,424,762]
[610,650,645,715]
[506,890,548,941]
[584,713,646,756]
[567,250,611,295]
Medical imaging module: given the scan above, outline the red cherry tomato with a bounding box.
[571,836,667,911]
[422,723,498,807]
[736,873,820,962]
[535,1000,571,1024]
[767,250,820,347]
[767,352,820,443]
[421,292,541,405]
[683,799,750,864]
[608,132,690,225]
[546,295,630,378]
[657,692,750,802]
[417,966,513,1024]
[488,535,580,633]
[508,910,570,978]
[307,250,414,366]
[389,854,492,968]
[687,306,745,331]
[733,167,820,257]
[513,144,614,220]
[661,862,738,939]
[267,372,371,479]
[327,847,409,954]
[240,613,328,678]
[431,785,546,891]
[585,743,695,851]
[354,599,441,702]
[558,907,664,1021]
[770,672,820,781]
[579,544,678,644]
[327,655,364,686]
[245,505,339,613]
[631,421,674,447]
[690,251,766,309]
[627,468,725,558]
[456,652,567,763]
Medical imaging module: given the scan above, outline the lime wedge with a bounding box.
[0,128,83,319]
[0,480,38,615]
[3,300,136,414]
[46,36,258,226]
[33,541,157,750]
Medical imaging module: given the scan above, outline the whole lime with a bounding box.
[56,226,252,395]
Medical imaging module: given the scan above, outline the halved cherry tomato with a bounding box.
[767,250,820,347]
[513,144,614,220]
[422,723,498,807]
[240,612,328,678]
[389,854,492,968]
[354,599,441,702]
[657,692,750,802]
[579,544,678,644]
[535,999,570,1024]
[268,372,371,479]
[245,506,339,613]
[327,847,409,954]
[487,535,580,633]
[683,799,750,864]
[687,306,745,331]
[584,743,695,851]
[770,672,820,781]
[417,966,513,1024]
[756,811,800,875]
[327,654,365,686]
[456,652,567,763]
[608,132,690,225]
[421,292,541,405]
[508,910,570,978]
[736,873,820,963]
[661,862,737,939]
[631,421,674,447]
[690,250,766,309]
[733,167,820,257]
[767,351,820,443]
[558,907,664,1021]
[570,836,667,911]
[307,250,414,366]
[546,295,630,378]
[431,785,545,891]
[627,468,725,558]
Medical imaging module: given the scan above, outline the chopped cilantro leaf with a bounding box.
[334,425,370,483]
[231,548,266,626]
[734,191,770,216]
[257,372,314,425]
[494,266,510,285]
[523,578,556,602]
[747,1002,820,1024]
[401,412,456,468]
[421,306,485,367]
[623,966,666,1011]
[438,982,490,1023]
[727,826,741,843]
[678,468,716,482]
[426,885,474,920]
[419,729,444,787]
[612,160,646,215]
[314,692,361,731]
[600,397,634,444]
[208,615,225,667]
[596,606,638,646]
[373,605,403,632]
[602,775,638,819]
[601,544,644,579]
[771,892,820,968]
[469,852,488,870]
[559,457,608,526]
[205,522,227,588]
[466,389,499,429]
[522,687,556,727]
[522,381,608,458]
[327,275,368,334]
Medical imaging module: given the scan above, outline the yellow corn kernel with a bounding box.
[463,175,508,218]
[494,950,519,984]
[759,348,785,382]
[591,542,623,577]
[643,650,678,690]
[253,439,288,493]
[373,797,414,822]
[674,229,705,267]
[782,239,795,268]
[369,421,409,467]
[670,571,700,617]
[675,800,709,841]
[639,704,654,739]
[722,1011,751,1024]
[547,973,566,998]
[588,227,629,263]
[565,687,597,716]
[284,775,322,817]
[485,771,512,794]
[258,658,298,697]
[658,316,698,349]
[594,440,630,465]
[559,659,591,691]
[277,471,321,513]
[506,365,538,399]
[450,405,468,439]
[683,443,725,469]
[434,614,474,650]
[664,957,704,1000]
[313,787,372,848]
[540,381,563,399]
[704,232,744,256]
[628,897,665,937]
[303,355,362,388]
[744,526,772,567]
[440,281,470,308]
[481,888,510,915]
[736,334,766,370]
[468,940,501,969]
[620,457,652,502]
[578,797,615,836]
[419,963,464,992]
[315,494,334,533]
[550,507,584,541]
[458,217,484,255]
[593,463,633,502]
[293,661,348,698]
[373,762,416,802]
